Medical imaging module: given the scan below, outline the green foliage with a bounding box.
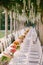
[0,0,30,16]
[0,0,10,9]
[40,0,43,11]
[1,56,8,61]
[0,0,23,12]
[31,0,37,14]
[16,45,20,50]
[14,0,23,14]
[1,14,10,30]
[0,0,43,16]
[0,55,10,65]
[15,0,23,5]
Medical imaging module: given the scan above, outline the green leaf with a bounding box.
[16,45,20,50]
[1,56,8,61]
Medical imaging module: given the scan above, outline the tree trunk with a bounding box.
[23,0,26,13]
[10,11,15,43]
[15,13,17,31]
[39,11,43,45]
[0,12,1,30]
[36,12,43,45]
[0,6,2,30]
[5,9,8,38]
[16,13,19,31]
[39,22,43,45]
[13,12,16,32]
[10,11,13,34]
[28,0,30,9]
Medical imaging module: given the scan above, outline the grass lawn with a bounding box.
[0,30,10,38]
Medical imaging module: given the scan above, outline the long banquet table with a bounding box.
[8,28,42,65]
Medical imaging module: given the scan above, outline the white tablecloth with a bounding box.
[8,28,42,65]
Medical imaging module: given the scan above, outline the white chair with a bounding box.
[1,39,6,51]
[0,41,3,53]
[8,37,11,45]
[10,34,15,43]
[15,31,19,40]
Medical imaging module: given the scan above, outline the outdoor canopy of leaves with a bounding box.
[40,0,43,11]
[0,0,43,15]
[0,0,23,12]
